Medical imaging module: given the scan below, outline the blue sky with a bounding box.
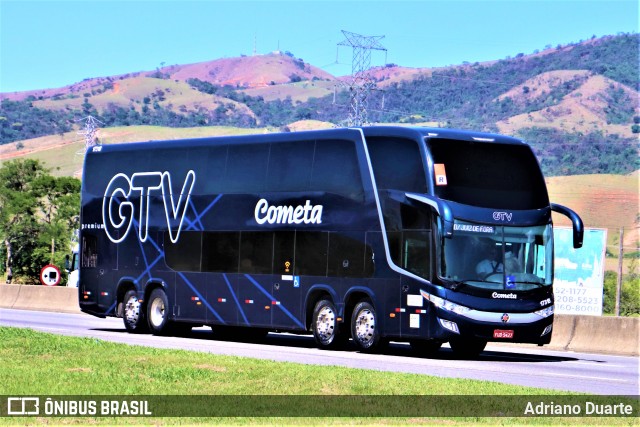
[0,0,638,93]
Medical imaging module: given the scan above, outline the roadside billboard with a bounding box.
[553,227,607,316]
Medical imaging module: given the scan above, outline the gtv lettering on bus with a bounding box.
[102,170,196,244]
[254,199,323,225]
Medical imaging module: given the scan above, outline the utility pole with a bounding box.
[337,30,387,126]
[615,227,624,316]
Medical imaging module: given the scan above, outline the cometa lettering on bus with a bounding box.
[254,199,323,225]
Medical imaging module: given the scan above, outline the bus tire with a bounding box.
[410,339,442,355]
[312,299,345,349]
[147,288,171,335]
[351,300,380,352]
[449,338,487,358]
[123,289,148,333]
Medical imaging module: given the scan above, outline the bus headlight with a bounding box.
[438,318,460,334]
[421,290,471,315]
[534,305,554,319]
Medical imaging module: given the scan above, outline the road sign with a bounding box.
[40,264,61,286]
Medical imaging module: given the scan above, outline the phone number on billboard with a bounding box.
[556,303,602,313]
[554,286,602,315]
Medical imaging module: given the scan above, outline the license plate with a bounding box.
[493,329,514,339]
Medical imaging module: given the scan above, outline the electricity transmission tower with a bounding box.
[337,30,387,126]
[76,115,103,149]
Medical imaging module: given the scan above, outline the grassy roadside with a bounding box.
[0,327,635,425]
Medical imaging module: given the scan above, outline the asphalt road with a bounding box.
[1,308,637,396]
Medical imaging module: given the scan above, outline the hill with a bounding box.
[164,53,335,88]
[0,33,637,177]
[0,52,334,101]
[496,73,638,138]
[547,171,639,250]
[32,76,256,119]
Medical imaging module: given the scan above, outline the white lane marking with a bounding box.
[536,371,635,384]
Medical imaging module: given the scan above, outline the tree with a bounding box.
[0,159,80,284]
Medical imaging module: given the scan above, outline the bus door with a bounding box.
[81,231,117,313]
[271,231,304,329]
[396,230,434,339]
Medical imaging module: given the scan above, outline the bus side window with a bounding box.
[164,231,202,272]
[328,232,366,278]
[82,234,98,268]
[294,231,328,276]
[311,139,364,202]
[239,232,273,274]
[402,231,432,279]
[401,203,432,230]
[266,141,314,192]
[225,144,269,193]
[273,231,295,275]
[202,232,240,273]
[366,136,427,194]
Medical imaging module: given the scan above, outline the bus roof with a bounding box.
[85,126,526,155]
[360,126,526,145]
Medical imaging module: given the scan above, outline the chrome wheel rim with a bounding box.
[316,305,336,343]
[149,297,165,328]
[354,308,375,345]
[124,295,140,325]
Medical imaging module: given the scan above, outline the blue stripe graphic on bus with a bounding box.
[177,272,226,324]
[244,274,304,329]
[106,301,117,315]
[135,226,156,282]
[223,273,250,325]
[128,216,166,284]
[185,194,223,231]
[186,199,205,231]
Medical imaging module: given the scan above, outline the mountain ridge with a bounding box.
[0,33,637,177]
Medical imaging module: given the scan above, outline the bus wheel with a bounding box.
[312,299,344,349]
[351,301,380,352]
[147,288,170,335]
[449,338,487,358]
[123,290,148,333]
[410,339,442,356]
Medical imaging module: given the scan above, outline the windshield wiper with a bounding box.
[513,280,545,288]
[448,278,544,291]
[448,279,480,291]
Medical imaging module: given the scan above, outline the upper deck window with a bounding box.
[427,138,549,210]
[367,137,427,193]
[310,139,364,202]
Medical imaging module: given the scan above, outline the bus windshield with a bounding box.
[437,221,553,290]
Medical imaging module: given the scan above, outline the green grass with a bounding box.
[0,327,635,425]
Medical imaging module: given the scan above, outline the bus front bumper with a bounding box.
[432,310,554,345]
